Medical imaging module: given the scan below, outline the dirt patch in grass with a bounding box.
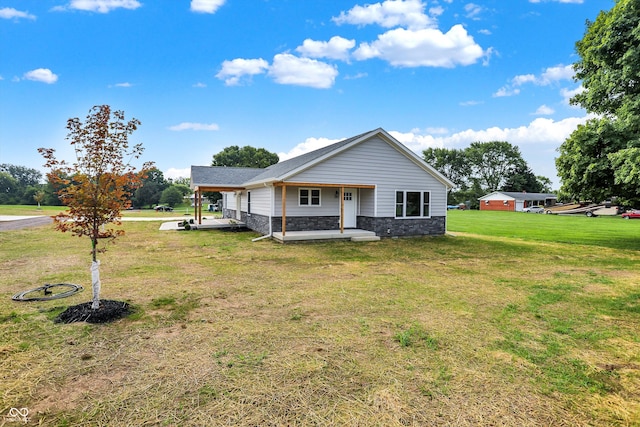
[54,300,133,324]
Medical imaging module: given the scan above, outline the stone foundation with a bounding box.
[357,216,446,237]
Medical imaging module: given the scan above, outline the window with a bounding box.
[395,191,430,218]
[247,191,251,215]
[299,188,321,206]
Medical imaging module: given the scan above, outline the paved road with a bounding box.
[0,216,53,231]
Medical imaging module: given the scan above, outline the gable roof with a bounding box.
[245,128,454,188]
[191,128,454,189]
[190,165,263,189]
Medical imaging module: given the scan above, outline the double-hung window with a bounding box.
[299,188,321,206]
[395,191,430,217]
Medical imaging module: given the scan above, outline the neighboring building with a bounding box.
[190,128,454,241]
[478,191,557,212]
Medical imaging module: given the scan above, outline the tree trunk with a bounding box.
[91,260,101,309]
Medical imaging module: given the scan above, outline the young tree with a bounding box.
[39,105,153,310]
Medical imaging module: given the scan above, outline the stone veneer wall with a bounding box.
[241,213,271,236]
[357,216,446,237]
[270,216,340,233]
[266,215,446,237]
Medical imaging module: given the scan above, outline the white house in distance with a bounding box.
[190,128,454,242]
[478,191,557,212]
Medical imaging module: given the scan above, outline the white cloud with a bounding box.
[332,0,434,30]
[561,86,584,106]
[216,58,269,86]
[495,64,575,97]
[529,0,583,3]
[429,5,444,17]
[192,82,207,88]
[168,122,220,131]
[464,3,483,19]
[512,74,537,86]
[534,105,555,115]
[23,68,58,84]
[390,116,589,153]
[113,82,133,87]
[59,0,141,13]
[278,137,343,161]
[0,7,36,20]
[493,87,520,97]
[190,0,225,14]
[268,54,338,89]
[539,64,574,85]
[353,25,485,68]
[165,167,191,180]
[296,36,356,61]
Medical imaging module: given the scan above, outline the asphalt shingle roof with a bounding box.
[190,165,264,188]
[191,129,378,188]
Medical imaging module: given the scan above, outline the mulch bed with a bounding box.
[55,300,133,324]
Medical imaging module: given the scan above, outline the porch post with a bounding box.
[194,189,198,223]
[340,186,344,234]
[197,189,202,225]
[281,185,287,237]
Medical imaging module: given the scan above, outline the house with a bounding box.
[478,191,557,212]
[190,128,454,241]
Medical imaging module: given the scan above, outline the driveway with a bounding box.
[0,216,53,231]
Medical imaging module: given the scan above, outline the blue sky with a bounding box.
[1,0,608,188]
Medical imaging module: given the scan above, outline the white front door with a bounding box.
[236,193,242,220]
[343,188,357,228]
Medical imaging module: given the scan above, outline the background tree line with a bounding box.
[0,163,193,209]
[423,141,552,209]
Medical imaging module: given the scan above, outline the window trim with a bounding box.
[395,190,431,218]
[298,188,321,207]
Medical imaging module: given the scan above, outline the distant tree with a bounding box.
[466,141,527,192]
[0,164,42,204]
[133,168,167,208]
[422,147,471,192]
[0,172,18,204]
[33,189,46,209]
[212,145,279,168]
[171,177,191,187]
[39,105,153,310]
[502,164,543,193]
[536,176,553,193]
[557,0,640,205]
[160,186,184,207]
[0,164,42,188]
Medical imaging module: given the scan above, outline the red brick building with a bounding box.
[478,191,557,212]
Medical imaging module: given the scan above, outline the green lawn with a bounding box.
[448,209,640,250]
[0,206,639,425]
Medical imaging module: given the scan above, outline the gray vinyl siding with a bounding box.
[244,187,271,216]
[274,187,341,216]
[289,136,447,217]
[359,188,375,216]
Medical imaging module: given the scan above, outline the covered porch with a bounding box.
[275,181,376,238]
[192,184,244,225]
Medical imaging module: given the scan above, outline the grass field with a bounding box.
[1,207,639,426]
